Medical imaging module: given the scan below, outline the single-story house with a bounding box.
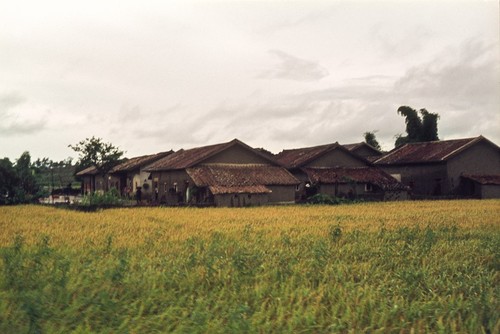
[144,139,299,207]
[374,136,500,198]
[275,142,408,201]
[108,151,173,201]
[76,165,109,194]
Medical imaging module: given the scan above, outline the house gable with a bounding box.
[446,139,500,191]
[343,142,383,158]
[304,147,369,168]
[200,143,276,166]
[276,143,369,168]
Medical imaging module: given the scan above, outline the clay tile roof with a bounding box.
[462,174,500,185]
[209,185,272,195]
[275,143,340,168]
[187,165,299,189]
[109,151,173,173]
[303,167,407,190]
[374,136,496,165]
[75,165,99,176]
[145,139,281,171]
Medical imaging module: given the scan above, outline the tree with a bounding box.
[395,106,439,147]
[69,136,124,173]
[0,158,18,204]
[14,151,39,202]
[0,152,41,204]
[363,131,381,151]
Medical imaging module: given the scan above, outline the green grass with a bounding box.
[0,203,499,333]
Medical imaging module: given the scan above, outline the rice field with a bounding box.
[0,200,499,333]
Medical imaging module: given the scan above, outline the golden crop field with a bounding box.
[0,200,499,333]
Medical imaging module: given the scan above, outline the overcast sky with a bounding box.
[1,0,499,161]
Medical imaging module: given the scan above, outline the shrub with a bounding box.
[80,189,123,207]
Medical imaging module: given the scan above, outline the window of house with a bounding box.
[295,184,300,191]
[364,183,373,192]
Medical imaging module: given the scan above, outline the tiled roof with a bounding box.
[462,174,500,185]
[75,165,99,176]
[276,142,367,168]
[303,167,407,190]
[187,165,299,189]
[145,139,277,171]
[109,151,173,173]
[375,136,496,165]
[208,185,272,195]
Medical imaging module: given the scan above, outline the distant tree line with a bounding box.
[0,137,123,205]
[0,152,77,205]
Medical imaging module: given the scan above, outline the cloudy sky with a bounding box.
[1,0,498,161]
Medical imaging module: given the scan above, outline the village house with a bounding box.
[75,151,173,199]
[76,165,110,195]
[144,139,299,207]
[108,151,174,201]
[342,142,383,162]
[275,142,408,201]
[374,136,500,198]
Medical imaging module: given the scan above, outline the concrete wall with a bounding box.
[379,164,448,196]
[480,184,500,199]
[214,193,268,207]
[305,149,367,168]
[267,185,296,204]
[151,170,191,205]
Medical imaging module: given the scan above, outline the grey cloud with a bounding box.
[0,92,27,112]
[259,50,329,82]
[0,92,47,137]
[371,23,434,60]
[395,39,498,104]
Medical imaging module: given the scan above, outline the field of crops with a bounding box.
[0,200,499,333]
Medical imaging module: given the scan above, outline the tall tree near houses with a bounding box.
[69,136,124,173]
[394,106,439,147]
[363,131,381,151]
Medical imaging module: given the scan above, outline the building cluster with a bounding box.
[77,135,500,207]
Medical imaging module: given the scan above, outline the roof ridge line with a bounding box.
[440,136,481,161]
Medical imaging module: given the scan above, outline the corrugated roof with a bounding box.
[109,151,173,173]
[187,165,299,188]
[462,174,500,185]
[375,136,497,165]
[145,139,281,171]
[275,142,369,168]
[303,167,407,190]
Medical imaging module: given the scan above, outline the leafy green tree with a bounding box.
[420,109,440,142]
[69,136,124,173]
[395,106,439,147]
[363,131,381,151]
[32,157,77,194]
[0,152,42,204]
[0,158,18,204]
[14,152,40,202]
